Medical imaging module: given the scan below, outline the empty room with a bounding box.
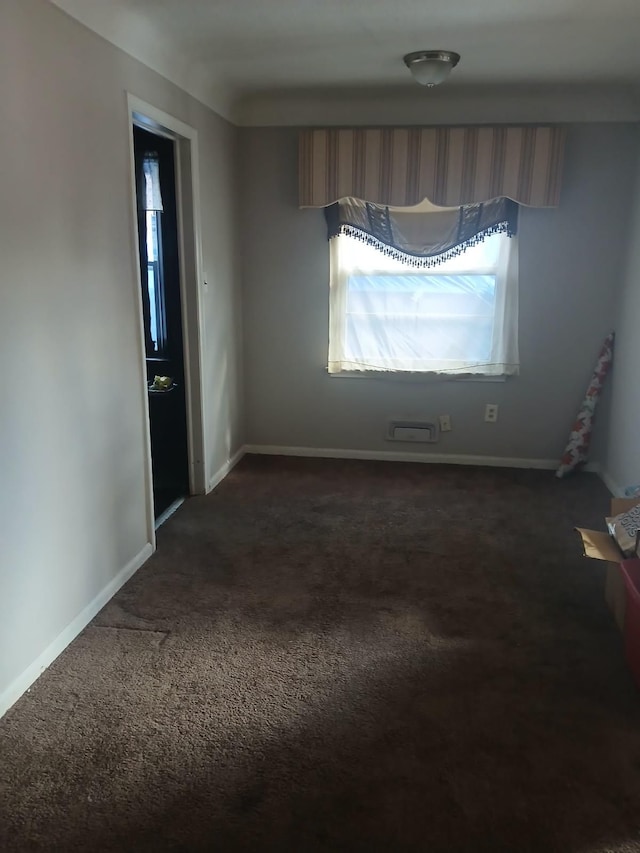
[3,0,640,850]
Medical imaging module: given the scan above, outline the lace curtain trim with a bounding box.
[325,197,518,268]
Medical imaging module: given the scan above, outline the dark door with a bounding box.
[133,125,189,519]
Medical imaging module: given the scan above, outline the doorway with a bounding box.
[133,125,189,520]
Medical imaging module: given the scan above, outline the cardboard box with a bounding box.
[576,498,640,632]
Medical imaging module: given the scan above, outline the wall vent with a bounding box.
[387,420,439,443]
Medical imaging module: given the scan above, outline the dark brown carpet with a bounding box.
[2,456,640,852]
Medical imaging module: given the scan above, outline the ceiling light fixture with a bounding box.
[403,50,461,87]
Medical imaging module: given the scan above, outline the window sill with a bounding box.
[326,369,509,383]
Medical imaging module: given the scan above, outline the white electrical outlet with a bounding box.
[484,404,499,423]
[439,414,452,432]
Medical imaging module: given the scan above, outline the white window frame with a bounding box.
[328,232,519,378]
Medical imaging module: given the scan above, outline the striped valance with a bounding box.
[299,126,566,209]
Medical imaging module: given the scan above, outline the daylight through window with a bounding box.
[328,230,519,376]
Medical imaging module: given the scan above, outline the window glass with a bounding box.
[146,210,162,354]
[329,232,518,376]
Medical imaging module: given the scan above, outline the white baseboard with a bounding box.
[581,461,627,496]
[597,467,625,497]
[208,446,246,493]
[243,444,562,470]
[0,542,154,719]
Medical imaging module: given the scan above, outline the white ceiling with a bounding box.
[51,0,640,124]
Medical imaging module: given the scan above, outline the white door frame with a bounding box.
[126,93,208,547]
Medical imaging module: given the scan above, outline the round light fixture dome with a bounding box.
[403,50,461,87]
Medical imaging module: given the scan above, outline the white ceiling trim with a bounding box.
[49,0,234,120]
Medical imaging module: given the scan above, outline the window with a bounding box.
[137,148,168,358]
[328,229,518,376]
[145,209,167,355]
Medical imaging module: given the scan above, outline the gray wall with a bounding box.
[240,125,638,462]
[604,145,640,493]
[0,0,243,707]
